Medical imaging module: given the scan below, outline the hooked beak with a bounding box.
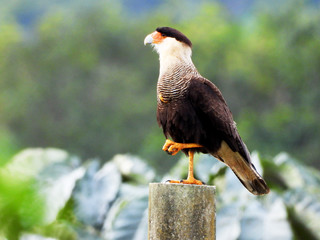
[144,33,154,45]
[144,31,164,45]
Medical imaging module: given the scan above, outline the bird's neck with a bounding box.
[159,54,196,79]
[155,41,194,78]
[157,53,199,103]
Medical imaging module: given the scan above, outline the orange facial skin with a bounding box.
[151,31,166,44]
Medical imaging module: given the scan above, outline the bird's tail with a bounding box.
[231,164,269,195]
[215,141,270,195]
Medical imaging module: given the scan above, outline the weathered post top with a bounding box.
[148,183,216,240]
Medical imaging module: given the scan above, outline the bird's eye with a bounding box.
[161,33,166,37]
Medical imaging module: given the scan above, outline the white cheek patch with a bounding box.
[156,38,192,61]
[153,38,193,78]
[157,38,182,56]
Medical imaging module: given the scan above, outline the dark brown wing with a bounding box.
[188,76,251,162]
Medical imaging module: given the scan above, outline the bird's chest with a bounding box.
[156,94,204,144]
[157,74,189,105]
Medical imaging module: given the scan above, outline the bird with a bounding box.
[144,27,270,195]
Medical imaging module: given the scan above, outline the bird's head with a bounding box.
[144,27,192,61]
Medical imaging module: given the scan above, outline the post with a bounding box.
[148,183,216,240]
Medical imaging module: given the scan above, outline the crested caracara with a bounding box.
[144,27,269,195]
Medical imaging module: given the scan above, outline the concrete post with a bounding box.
[148,183,216,240]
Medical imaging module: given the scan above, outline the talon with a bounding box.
[165,179,180,184]
[165,178,204,185]
[162,139,173,151]
[162,139,203,155]
[179,178,204,185]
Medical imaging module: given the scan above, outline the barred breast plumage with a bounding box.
[157,62,200,104]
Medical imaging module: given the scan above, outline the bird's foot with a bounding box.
[166,177,205,185]
[162,139,185,155]
[162,139,203,156]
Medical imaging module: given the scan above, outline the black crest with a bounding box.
[156,27,192,48]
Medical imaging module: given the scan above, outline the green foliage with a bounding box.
[195,152,320,240]
[0,2,159,167]
[0,127,19,166]
[1,0,320,239]
[34,199,79,240]
[0,148,85,240]
[2,147,320,239]
[0,173,45,240]
[0,0,319,172]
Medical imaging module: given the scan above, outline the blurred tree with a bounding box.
[232,2,320,167]
[0,0,320,174]
[0,2,158,163]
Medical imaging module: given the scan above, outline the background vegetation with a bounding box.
[1,149,320,240]
[0,0,320,239]
[1,0,320,172]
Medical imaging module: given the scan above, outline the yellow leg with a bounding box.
[167,150,204,185]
